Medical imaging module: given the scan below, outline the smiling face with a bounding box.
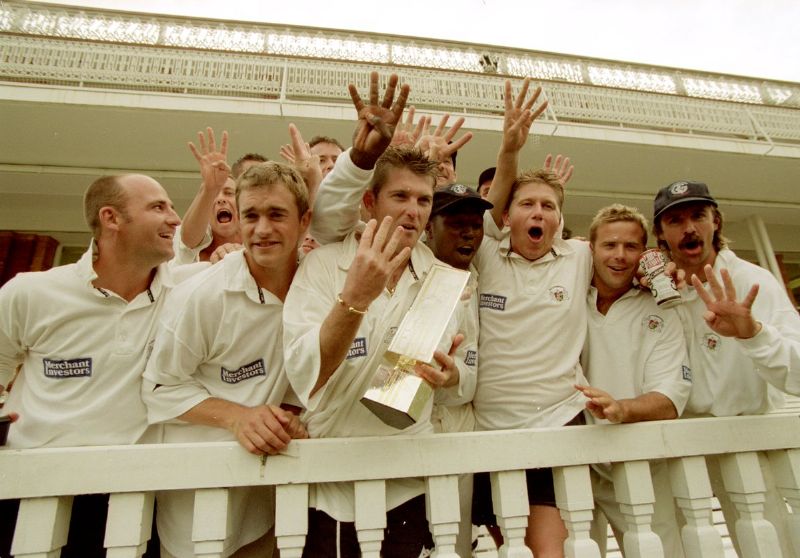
[591,220,646,297]
[364,167,435,253]
[116,174,181,266]
[656,202,719,277]
[503,180,562,261]
[426,209,484,270]
[238,181,309,273]
[210,177,240,241]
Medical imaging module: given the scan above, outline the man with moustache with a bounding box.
[576,204,691,558]
[142,162,309,558]
[652,180,800,556]
[0,173,181,556]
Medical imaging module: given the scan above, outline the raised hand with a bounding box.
[692,265,761,339]
[348,72,410,170]
[188,127,230,192]
[339,217,411,311]
[501,78,548,154]
[279,124,322,200]
[391,106,429,148]
[415,114,473,163]
[543,153,574,186]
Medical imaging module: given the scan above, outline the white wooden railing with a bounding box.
[1,415,800,557]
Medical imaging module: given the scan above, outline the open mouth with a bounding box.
[216,209,233,224]
[456,246,475,256]
[528,226,544,241]
[159,232,174,240]
[680,238,702,251]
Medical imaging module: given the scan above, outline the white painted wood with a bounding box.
[718,451,783,558]
[611,460,664,558]
[668,456,725,558]
[767,448,800,557]
[104,491,154,558]
[275,483,308,558]
[191,488,230,558]
[426,475,460,558]
[553,465,601,558]
[490,470,532,558]
[354,480,386,558]
[11,496,72,558]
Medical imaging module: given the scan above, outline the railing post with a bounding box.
[11,496,72,558]
[668,456,724,558]
[105,491,154,558]
[192,488,230,557]
[718,451,783,557]
[354,480,386,558]
[553,465,601,558]
[490,470,533,558]
[767,448,800,556]
[611,460,664,558]
[275,483,309,558]
[426,475,460,558]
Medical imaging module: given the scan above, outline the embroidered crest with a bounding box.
[451,184,467,194]
[703,333,721,352]
[642,314,664,333]
[549,286,568,303]
[670,181,689,195]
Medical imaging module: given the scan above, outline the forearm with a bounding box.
[617,392,677,423]
[178,396,247,431]
[488,148,519,228]
[314,300,365,396]
[180,185,217,248]
[738,321,800,395]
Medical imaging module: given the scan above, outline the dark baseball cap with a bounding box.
[478,166,496,186]
[653,180,717,220]
[432,183,493,216]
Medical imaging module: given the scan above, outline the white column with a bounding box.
[192,488,230,558]
[490,470,533,558]
[719,451,782,557]
[668,456,724,558]
[747,214,783,281]
[11,496,72,558]
[105,491,154,558]
[426,475,460,558]
[275,483,308,558]
[611,460,664,558]
[354,480,386,558]
[553,465,601,558]
[768,448,800,557]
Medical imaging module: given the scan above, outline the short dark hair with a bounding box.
[309,136,345,151]
[369,147,438,196]
[84,175,129,238]
[232,153,268,179]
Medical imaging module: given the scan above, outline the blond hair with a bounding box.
[589,204,648,245]
[507,169,564,211]
[235,161,309,217]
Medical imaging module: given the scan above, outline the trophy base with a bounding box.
[360,364,433,429]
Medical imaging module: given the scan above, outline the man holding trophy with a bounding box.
[283,73,474,558]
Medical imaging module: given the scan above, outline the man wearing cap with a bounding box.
[577,204,691,558]
[653,179,800,556]
[425,182,492,557]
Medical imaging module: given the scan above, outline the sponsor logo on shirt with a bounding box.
[464,350,477,367]
[703,333,721,352]
[682,365,692,382]
[643,314,664,333]
[220,358,266,384]
[43,358,92,378]
[346,337,367,360]
[480,293,507,311]
[549,286,569,303]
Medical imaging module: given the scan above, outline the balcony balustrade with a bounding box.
[1,414,799,557]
